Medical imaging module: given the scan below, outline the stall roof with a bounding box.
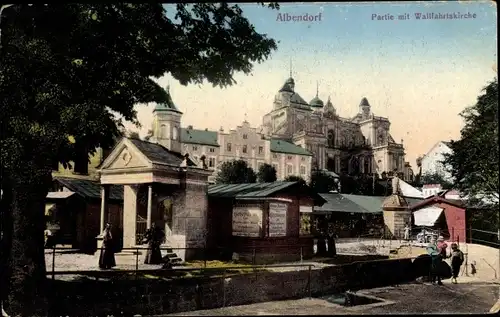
[208,181,325,203]
[316,193,425,214]
[54,177,123,201]
[413,206,444,226]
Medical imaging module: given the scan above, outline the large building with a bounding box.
[51,77,411,184]
[419,140,453,183]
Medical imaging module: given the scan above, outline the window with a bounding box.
[192,145,198,151]
[227,143,232,152]
[287,155,293,160]
[301,157,305,161]
[273,153,278,159]
[209,148,215,153]
[172,126,178,140]
[258,146,263,154]
[242,145,247,153]
[243,134,248,139]
[160,124,168,138]
[287,164,293,175]
[208,157,216,168]
[272,163,279,172]
[300,165,306,175]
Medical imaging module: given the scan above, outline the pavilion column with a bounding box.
[123,185,138,248]
[146,184,153,229]
[99,185,110,233]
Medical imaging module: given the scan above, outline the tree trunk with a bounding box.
[6,173,50,316]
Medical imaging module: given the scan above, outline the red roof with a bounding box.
[410,195,466,210]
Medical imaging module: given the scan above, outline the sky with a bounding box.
[125,1,497,167]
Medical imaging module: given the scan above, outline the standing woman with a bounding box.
[98,223,116,270]
[143,223,165,264]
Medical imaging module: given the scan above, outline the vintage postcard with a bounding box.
[0,1,497,316]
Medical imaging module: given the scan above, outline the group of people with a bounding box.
[426,235,464,285]
[98,223,167,270]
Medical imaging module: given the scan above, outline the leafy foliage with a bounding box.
[257,163,277,182]
[442,78,499,207]
[418,172,454,189]
[284,175,306,185]
[0,3,278,315]
[215,160,257,184]
[309,170,338,193]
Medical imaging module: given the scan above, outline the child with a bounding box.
[450,243,464,284]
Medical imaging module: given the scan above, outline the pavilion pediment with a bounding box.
[100,138,151,171]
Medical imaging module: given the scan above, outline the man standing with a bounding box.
[426,237,443,285]
[403,224,411,241]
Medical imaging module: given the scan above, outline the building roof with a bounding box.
[207,181,325,204]
[46,192,76,199]
[409,195,466,211]
[153,86,182,113]
[208,181,298,199]
[309,96,324,108]
[279,77,295,93]
[181,128,219,147]
[316,193,424,214]
[128,138,196,167]
[270,139,312,156]
[359,97,371,108]
[54,177,123,201]
[315,193,377,214]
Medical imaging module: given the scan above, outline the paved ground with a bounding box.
[162,277,500,316]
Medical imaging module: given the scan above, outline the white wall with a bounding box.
[421,142,453,182]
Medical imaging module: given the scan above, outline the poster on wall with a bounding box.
[269,202,287,237]
[299,205,313,213]
[232,207,263,237]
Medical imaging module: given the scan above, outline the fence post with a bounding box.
[52,245,56,281]
[469,226,472,244]
[135,247,139,279]
[308,265,312,299]
[222,270,226,308]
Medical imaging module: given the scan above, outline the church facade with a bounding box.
[260,76,407,178]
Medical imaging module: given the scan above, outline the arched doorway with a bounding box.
[327,157,335,172]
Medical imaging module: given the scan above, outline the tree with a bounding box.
[215,160,257,184]
[128,131,141,140]
[0,3,278,315]
[257,163,277,182]
[442,78,499,231]
[419,172,453,189]
[309,171,338,193]
[284,175,306,185]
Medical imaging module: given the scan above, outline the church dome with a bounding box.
[279,77,295,93]
[309,96,324,108]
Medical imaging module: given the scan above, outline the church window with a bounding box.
[172,126,178,140]
[286,164,293,175]
[301,157,305,161]
[287,155,293,160]
[208,157,216,168]
[226,143,232,152]
[300,165,306,175]
[273,153,278,159]
[192,146,198,151]
[209,148,215,153]
[272,163,279,172]
[327,129,335,147]
[258,146,263,154]
[242,145,247,153]
[160,124,167,138]
[243,134,248,139]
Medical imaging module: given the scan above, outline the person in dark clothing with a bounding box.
[450,243,464,284]
[98,223,116,270]
[143,223,165,264]
[426,237,443,285]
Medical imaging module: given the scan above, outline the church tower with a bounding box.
[151,86,183,154]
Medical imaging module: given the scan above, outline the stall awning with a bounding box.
[413,206,443,226]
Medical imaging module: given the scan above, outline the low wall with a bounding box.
[47,258,418,316]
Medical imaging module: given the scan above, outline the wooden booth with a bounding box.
[206,181,326,264]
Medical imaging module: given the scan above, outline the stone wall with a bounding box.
[47,257,417,316]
